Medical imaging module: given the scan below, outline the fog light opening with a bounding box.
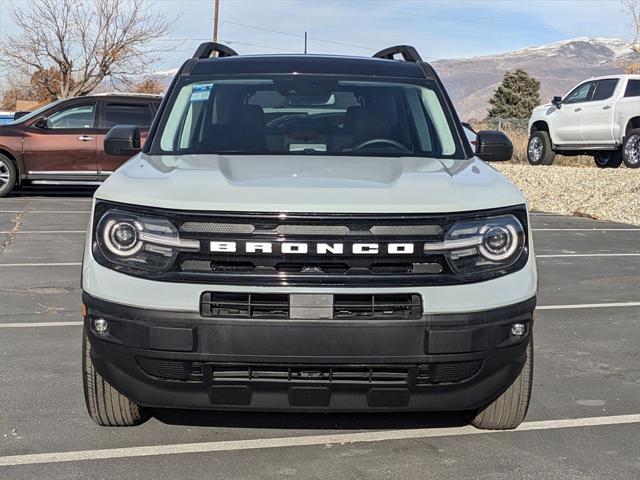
[511,323,526,337]
[93,318,109,334]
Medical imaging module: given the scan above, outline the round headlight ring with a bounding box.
[102,219,144,257]
[479,223,519,261]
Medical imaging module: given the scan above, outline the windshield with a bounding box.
[8,99,64,125]
[154,76,462,158]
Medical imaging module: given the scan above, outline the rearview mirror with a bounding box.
[104,125,141,156]
[475,130,513,162]
[552,96,563,109]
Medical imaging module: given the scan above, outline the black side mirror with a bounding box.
[475,130,513,162]
[552,96,563,109]
[33,117,48,129]
[104,125,141,156]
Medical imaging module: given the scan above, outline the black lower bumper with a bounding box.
[83,292,535,412]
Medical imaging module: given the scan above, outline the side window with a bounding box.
[625,80,640,98]
[564,82,595,104]
[46,103,96,129]
[102,103,153,129]
[592,79,619,102]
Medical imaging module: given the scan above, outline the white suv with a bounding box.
[527,75,640,168]
[81,43,537,430]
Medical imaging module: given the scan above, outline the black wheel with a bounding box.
[0,153,17,198]
[622,128,640,169]
[82,328,148,426]
[594,151,623,169]
[467,336,533,430]
[527,131,555,165]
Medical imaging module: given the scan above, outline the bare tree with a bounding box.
[622,0,640,53]
[0,0,173,99]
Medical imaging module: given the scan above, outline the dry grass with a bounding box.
[471,121,595,167]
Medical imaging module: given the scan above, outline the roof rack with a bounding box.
[373,45,422,63]
[192,42,239,59]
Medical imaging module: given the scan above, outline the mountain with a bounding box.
[433,37,638,120]
[145,37,639,121]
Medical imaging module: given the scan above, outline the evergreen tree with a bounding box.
[487,69,540,119]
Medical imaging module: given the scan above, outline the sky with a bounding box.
[0,0,636,74]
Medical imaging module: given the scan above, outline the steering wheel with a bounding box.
[351,138,408,151]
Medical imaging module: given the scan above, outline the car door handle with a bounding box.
[574,107,582,112]
[603,105,612,110]
[77,135,94,142]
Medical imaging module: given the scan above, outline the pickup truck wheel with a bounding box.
[527,132,555,165]
[467,336,533,430]
[623,129,640,169]
[83,329,148,426]
[594,151,623,169]
[0,154,17,198]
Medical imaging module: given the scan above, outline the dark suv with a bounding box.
[0,93,161,197]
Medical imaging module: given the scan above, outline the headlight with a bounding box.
[424,214,526,274]
[95,209,200,273]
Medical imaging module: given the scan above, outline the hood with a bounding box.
[95,154,526,214]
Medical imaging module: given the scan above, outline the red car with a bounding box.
[0,93,161,197]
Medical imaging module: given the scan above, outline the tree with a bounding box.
[0,0,172,99]
[487,69,540,120]
[621,0,640,54]
[133,78,164,95]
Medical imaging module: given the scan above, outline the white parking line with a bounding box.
[0,210,90,214]
[0,262,81,267]
[0,413,638,467]
[537,301,640,310]
[0,230,86,234]
[532,228,640,232]
[537,253,640,258]
[0,322,83,328]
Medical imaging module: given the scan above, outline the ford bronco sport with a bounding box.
[82,43,537,430]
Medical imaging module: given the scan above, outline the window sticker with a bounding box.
[191,83,213,101]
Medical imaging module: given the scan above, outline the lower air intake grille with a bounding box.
[200,293,422,319]
[212,365,410,384]
[200,292,289,318]
[334,294,422,319]
[416,361,482,385]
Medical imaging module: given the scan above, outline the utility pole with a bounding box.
[304,31,307,54]
[213,0,220,44]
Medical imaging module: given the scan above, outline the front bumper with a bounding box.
[84,292,535,412]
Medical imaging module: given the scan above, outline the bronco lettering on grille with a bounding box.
[209,241,416,255]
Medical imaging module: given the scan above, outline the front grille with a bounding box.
[137,359,482,386]
[200,292,422,319]
[93,202,528,287]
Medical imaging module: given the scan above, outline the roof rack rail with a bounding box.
[373,45,422,63]
[192,42,239,59]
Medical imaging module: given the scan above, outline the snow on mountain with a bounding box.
[141,37,639,121]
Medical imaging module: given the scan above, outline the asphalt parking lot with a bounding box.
[1,189,639,479]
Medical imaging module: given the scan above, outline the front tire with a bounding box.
[82,328,149,426]
[527,131,555,165]
[0,154,17,198]
[594,151,623,169]
[468,336,533,430]
[622,129,640,169]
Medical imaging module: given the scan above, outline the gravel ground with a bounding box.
[495,164,640,225]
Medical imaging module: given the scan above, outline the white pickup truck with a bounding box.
[527,75,640,168]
